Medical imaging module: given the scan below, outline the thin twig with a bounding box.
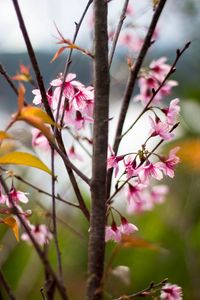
[107,0,168,197]
[114,278,168,299]
[12,174,79,208]
[0,270,16,300]
[0,64,18,95]
[51,148,63,280]
[108,0,130,68]
[0,175,69,300]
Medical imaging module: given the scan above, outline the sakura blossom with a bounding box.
[160,283,183,300]
[149,57,171,82]
[105,219,138,242]
[32,128,50,151]
[7,187,29,207]
[120,217,138,234]
[150,185,169,204]
[107,146,124,177]
[138,162,163,184]
[163,98,180,125]
[21,224,52,246]
[149,116,174,141]
[0,184,7,204]
[157,147,180,178]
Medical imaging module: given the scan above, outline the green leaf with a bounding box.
[0,152,52,174]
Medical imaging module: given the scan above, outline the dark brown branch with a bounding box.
[109,0,130,68]
[11,0,53,120]
[107,0,167,197]
[0,64,18,96]
[51,148,63,280]
[0,270,16,300]
[86,0,109,299]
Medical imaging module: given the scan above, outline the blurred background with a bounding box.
[1,0,200,299]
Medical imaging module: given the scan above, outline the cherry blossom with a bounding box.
[107,146,124,177]
[160,283,182,300]
[150,185,169,204]
[157,147,180,178]
[7,187,29,207]
[105,222,121,242]
[120,217,138,234]
[0,184,7,204]
[32,128,50,151]
[149,57,171,82]
[138,161,163,184]
[149,117,174,141]
[21,224,52,246]
[163,98,180,125]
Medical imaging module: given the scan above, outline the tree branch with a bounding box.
[86,0,110,299]
[0,270,16,300]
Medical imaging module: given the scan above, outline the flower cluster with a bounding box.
[105,217,138,242]
[32,73,94,130]
[0,183,52,246]
[134,57,178,106]
[106,56,181,238]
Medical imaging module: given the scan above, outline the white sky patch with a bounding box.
[0,0,185,53]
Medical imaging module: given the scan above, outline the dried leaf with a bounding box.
[0,151,52,174]
[2,217,19,241]
[18,83,25,111]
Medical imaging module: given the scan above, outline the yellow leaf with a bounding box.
[0,131,12,142]
[0,151,52,174]
[2,217,19,241]
[120,235,160,251]
[20,106,55,125]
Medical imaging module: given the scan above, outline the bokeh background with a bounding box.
[1,0,200,299]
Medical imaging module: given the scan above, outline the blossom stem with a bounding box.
[51,148,63,280]
[0,64,18,96]
[108,0,130,68]
[114,278,168,299]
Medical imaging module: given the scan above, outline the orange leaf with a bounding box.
[2,217,19,241]
[120,235,161,251]
[18,83,25,111]
[50,47,67,63]
[0,131,12,142]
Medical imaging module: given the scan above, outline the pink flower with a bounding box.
[138,162,163,183]
[107,146,124,177]
[157,147,180,178]
[163,98,180,125]
[105,222,121,242]
[32,88,55,108]
[21,224,52,246]
[50,73,76,100]
[32,128,50,151]
[149,57,171,82]
[0,184,7,204]
[149,117,174,141]
[120,217,138,234]
[150,185,169,204]
[119,31,144,53]
[160,283,183,300]
[124,156,138,179]
[68,145,82,161]
[7,187,29,207]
